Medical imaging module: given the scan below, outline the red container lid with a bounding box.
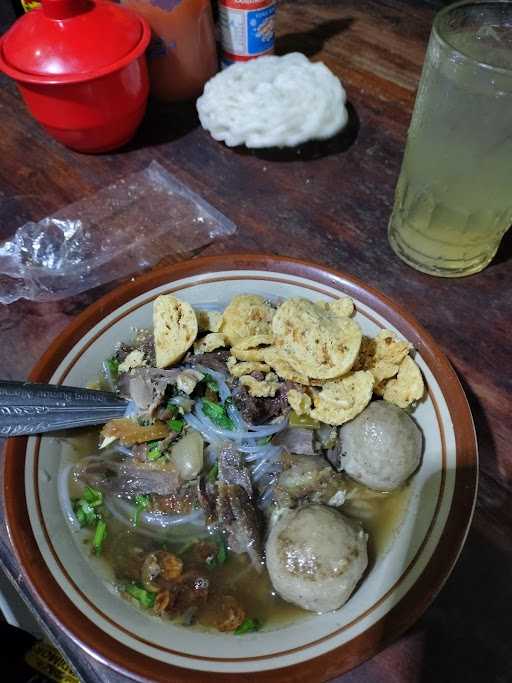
[0,0,150,84]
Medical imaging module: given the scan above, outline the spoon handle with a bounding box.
[0,381,128,436]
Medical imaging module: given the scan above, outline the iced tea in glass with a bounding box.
[388,1,512,277]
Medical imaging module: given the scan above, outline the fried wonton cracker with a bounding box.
[193,333,226,354]
[227,360,271,377]
[220,295,274,346]
[309,370,374,426]
[316,297,355,318]
[272,298,362,380]
[154,295,198,368]
[262,346,311,385]
[383,356,424,408]
[239,373,280,398]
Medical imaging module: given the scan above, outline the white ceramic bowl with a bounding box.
[4,255,478,682]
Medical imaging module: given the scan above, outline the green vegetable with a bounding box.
[257,436,271,446]
[207,462,218,484]
[72,486,107,554]
[202,399,234,430]
[105,357,119,379]
[83,486,103,507]
[124,583,156,609]
[72,499,98,528]
[206,537,228,568]
[92,519,107,555]
[132,494,150,527]
[147,441,162,461]
[168,418,184,434]
[72,486,103,528]
[203,373,219,393]
[234,618,261,635]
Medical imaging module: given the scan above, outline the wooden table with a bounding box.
[1,1,511,681]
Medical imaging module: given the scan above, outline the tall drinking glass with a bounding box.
[388,1,512,277]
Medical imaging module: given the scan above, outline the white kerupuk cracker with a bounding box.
[196,52,348,149]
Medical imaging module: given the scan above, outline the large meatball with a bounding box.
[265,505,367,613]
[339,400,422,491]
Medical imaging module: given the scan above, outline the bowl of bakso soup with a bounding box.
[4,255,477,682]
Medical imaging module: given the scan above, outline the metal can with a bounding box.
[218,0,276,68]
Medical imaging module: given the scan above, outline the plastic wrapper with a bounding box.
[0,161,236,304]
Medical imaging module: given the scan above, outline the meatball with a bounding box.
[265,505,367,613]
[339,400,422,491]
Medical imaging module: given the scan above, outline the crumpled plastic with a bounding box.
[0,161,237,304]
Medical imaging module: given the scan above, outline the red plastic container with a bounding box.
[0,0,151,153]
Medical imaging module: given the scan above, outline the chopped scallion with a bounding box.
[124,583,155,609]
[168,418,184,433]
[147,443,162,461]
[92,519,107,555]
[132,494,150,527]
[82,486,103,507]
[206,537,228,568]
[234,617,261,635]
[202,400,234,430]
[73,490,102,528]
[105,357,119,379]
[72,499,97,528]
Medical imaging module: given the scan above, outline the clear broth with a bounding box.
[64,429,412,630]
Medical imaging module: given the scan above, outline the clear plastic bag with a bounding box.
[0,161,236,304]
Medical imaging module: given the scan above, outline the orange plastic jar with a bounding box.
[120,0,218,102]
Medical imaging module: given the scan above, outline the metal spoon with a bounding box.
[0,381,129,437]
